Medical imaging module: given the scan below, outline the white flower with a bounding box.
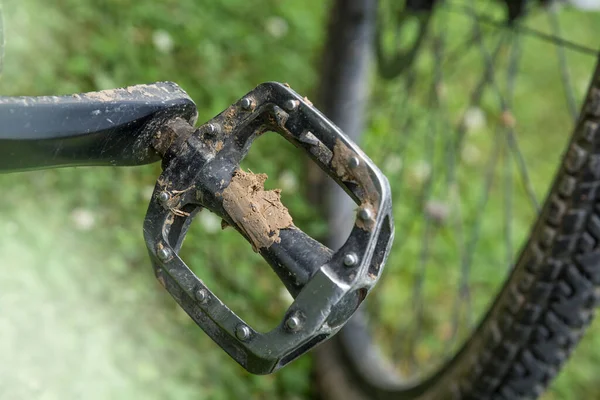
[70,208,96,231]
[278,170,298,193]
[264,16,289,39]
[198,211,221,234]
[410,161,431,184]
[152,30,174,54]
[384,155,403,174]
[463,107,486,132]
[424,200,450,224]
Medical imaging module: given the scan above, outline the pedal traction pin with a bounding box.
[235,324,251,341]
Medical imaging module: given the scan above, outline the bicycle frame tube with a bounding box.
[317,0,377,248]
[0,82,197,172]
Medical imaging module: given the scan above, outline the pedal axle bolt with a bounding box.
[158,191,170,203]
[157,247,173,262]
[284,99,299,111]
[240,97,254,111]
[358,207,373,221]
[348,156,360,168]
[343,253,358,267]
[235,324,251,341]
[285,315,302,332]
[196,289,208,303]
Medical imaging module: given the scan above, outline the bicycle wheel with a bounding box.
[314,1,600,399]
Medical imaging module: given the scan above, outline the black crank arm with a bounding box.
[0,82,197,172]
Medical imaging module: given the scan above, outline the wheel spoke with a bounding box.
[504,33,521,269]
[408,104,439,370]
[410,207,434,368]
[453,33,507,155]
[504,138,513,269]
[451,1,513,338]
[378,71,418,163]
[452,126,503,340]
[465,1,541,213]
[408,25,449,368]
[367,72,418,322]
[443,1,599,56]
[394,36,507,262]
[442,21,503,73]
[547,8,579,120]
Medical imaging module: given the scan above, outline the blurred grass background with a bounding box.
[0,0,600,399]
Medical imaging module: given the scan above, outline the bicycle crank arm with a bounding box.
[143,82,394,374]
[0,82,197,172]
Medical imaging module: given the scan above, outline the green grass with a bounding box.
[1,0,600,399]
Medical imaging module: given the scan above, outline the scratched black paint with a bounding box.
[0,82,197,172]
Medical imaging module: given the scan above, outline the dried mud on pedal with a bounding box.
[221,169,293,251]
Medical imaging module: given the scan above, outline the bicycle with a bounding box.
[2,0,600,399]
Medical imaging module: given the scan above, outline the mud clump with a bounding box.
[330,139,379,231]
[221,169,293,251]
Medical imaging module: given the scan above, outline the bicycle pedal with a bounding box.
[143,82,394,374]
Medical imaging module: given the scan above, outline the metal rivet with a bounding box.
[157,247,172,262]
[358,207,372,221]
[284,99,299,111]
[241,97,254,110]
[343,253,358,267]
[285,315,302,332]
[349,156,360,168]
[206,123,221,135]
[196,289,208,303]
[235,324,251,341]
[158,191,170,203]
